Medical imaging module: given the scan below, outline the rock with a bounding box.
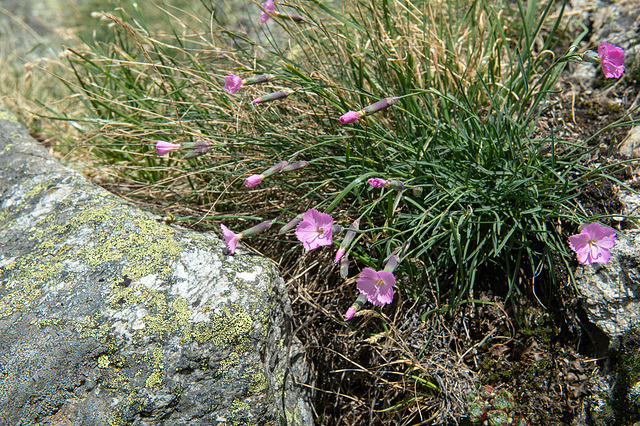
[619,127,640,158]
[575,229,640,345]
[0,106,313,425]
[573,332,640,425]
[575,202,640,423]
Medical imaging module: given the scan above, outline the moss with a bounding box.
[609,334,640,422]
[591,395,615,426]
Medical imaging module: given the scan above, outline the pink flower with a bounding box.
[598,42,625,78]
[224,74,243,93]
[356,267,396,307]
[244,174,264,188]
[220,224,242,255]
[340,111,362,124]
[155,140,181,156]
[368,178,387,188]
[295,208,333,251]
[568,223,617,265]
[260,0,275,24]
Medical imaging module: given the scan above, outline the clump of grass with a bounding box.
[41,0,632,307]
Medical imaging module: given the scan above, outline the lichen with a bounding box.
[98,354,110,369]
[145,370,163,388]
[243,366,267,394]
[230,399,250,413]
[0,109,19,124]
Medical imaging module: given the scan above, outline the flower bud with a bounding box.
[334,219,359,263]
[183,140,212,158]
[361,96,399,116]
[383,254,400,273]
[252,89,294,104]
[331,224,344,235]
[343,292,368,321]
[581,50,600,65]
[279,214,303,234]
[262,160,289,177]
[275,12,306,22]
[339,256,350,278]
[388,180,404,191]
[281,161,309,172]
[243,73,274,85]
[240,220,274,238]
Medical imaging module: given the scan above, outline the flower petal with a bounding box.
[598,42,625,78]
[220,224,240,255]
[356,268,379,297]
[568,232,590,253]
[295,221,319,251]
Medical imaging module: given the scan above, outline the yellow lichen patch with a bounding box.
[0,207,13,223]
[24,195,180,283]
[98,354,111,369]
[25,182,48,198]
[107,371,134,393]
[78,316,112,343]
[68,205,180,281]
[0,108,19,124]
[0,233,76,319]
[145,370,163,388]
[219,351,242,377]
[186,309,253,346]
[108,414,123,426]
[243,366,267,394]
[180,308,256,378]
[35,318,64,328]
[230,399,250,413]
[140,296,191,336]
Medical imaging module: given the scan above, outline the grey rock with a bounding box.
[619,127,640,158]
[575,229,640,342]
[0,106,314,425]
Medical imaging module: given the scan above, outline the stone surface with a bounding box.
[619,127,640,158]
[574,229,640,342]
[0,106,313,425]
